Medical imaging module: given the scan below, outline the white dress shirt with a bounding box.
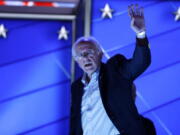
[81,70,120,135]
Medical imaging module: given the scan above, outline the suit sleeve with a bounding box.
[108,37,151,80]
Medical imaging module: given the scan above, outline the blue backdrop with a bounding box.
[0,19,72,135]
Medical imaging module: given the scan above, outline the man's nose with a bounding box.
[82,56,90,62]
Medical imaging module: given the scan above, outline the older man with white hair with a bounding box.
[70,4,151,135]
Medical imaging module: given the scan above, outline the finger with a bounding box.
[139,7,144,17]
[128,6,133,18]
[131,18,135,27]
[128,6,132,17]
[136,4,142,16]
[138,7,142,16]
[130,4,137,16]
[134,4,139,16]
[128,5,135,18]
[132,4,138,17]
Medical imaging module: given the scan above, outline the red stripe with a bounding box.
[34,2,53,7]
[0,1,4,5]
[23,1,29,6]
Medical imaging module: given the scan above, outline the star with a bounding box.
[58,26,68,40]
[0,24,8,38]
[174,7,180,21]
[101,3,114,19]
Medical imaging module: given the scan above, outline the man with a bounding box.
[70,4,151,135]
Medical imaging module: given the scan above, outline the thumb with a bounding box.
[131,18,135,27]
[131,18,139,33]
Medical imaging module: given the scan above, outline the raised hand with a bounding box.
[128,4,146,34]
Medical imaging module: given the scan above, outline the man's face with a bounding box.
[74,42,102,77]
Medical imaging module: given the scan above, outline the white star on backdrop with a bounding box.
[0,24,8,38]
[101,3,114,19]
[174,7,180,21]
[58,26,68,40]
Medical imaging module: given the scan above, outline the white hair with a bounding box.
[72,36,102,57]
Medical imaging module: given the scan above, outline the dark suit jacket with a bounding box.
[140,115,156,135]
[70,37,151,135]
